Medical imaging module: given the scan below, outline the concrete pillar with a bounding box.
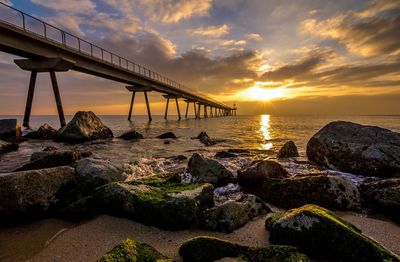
[49,71,66,127]
[175,97,181,120]
[128,91,136,121]
[23,71,37,128]
[185,101,189,118]
[144,91,152,122]
[194,102,197,119]
[164,98,170,119]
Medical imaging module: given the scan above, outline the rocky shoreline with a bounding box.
[0,112,399,261]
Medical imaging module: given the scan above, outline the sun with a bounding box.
[237,86,287,101]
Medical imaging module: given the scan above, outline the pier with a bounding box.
[0,3,236,127]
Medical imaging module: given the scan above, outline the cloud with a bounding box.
[188,24,230,37]
[301,1,400,57]
[31,0,95,13]
[137,0,212,24]
[245,33,262,41]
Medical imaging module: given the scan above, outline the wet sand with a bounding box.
[0,212,399,262]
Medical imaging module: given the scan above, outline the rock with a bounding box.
[188,153,235,186]
[157,132,177,139]
[97,238,172,262]
[118,130,144,140]
[76,158,127,190]
[179,236,311,262]
[262,173,361,210]
[169,155,187,161]
[306,121,400,177]
[15,149,89,171]
[0,166,76,222]
[0,140,18,154]
[215,151,236,158]
[277,141,299,158]
[94,173,214,230]
[266,204,399,262]
[24,123,58,139]
[0,119,21,140]
[202,194,270,233]
[58,111,113,142]
[195,131,217,146]
[360,178,400,223]
[238,160,289,188]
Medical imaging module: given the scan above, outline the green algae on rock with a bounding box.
[179,236,311,262]
[94,173,214,230]
[97,238,172,262]
[266,204,400,262]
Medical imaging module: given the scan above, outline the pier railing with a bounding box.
[0,2,229,108]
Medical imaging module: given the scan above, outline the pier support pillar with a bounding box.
[210,107,213,117]
[164,98,170,119]
[175,98,181,120]
[204,105,208,118]
[126,85,152,122]
[185,101,189,118]
[194,102,197,119]
[197,103,201,119]
[23,71,37,128]
[50,71,66,127]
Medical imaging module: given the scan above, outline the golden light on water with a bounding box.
[260,114,273,150]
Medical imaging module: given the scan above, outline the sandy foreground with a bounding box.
[0,212,399,262]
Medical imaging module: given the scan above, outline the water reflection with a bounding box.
[260,114,273,150]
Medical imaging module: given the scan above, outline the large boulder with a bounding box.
[266,204,399,262]
[0,140,18,154]
[118,130,144,140]
[238,160,289,188]
[0,119,21,140]
[15,149,90,171]
[188,153,235,186]
[360,178,400,223]
[262,173,361,210]
[58,111,113,142]
[179,236,311,262]
[97,238,172,262]
[277,141,299,158]
[307,121,400,177]
[24,123,58,139]
[0,166,76,222]
[201,194,270,233]
[94,173,214,230]
[75,158,127,190]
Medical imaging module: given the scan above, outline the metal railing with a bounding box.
[0,2,230,109]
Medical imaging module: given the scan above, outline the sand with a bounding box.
[0,212,399,262]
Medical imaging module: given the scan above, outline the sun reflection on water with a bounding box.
[260,114,273,150]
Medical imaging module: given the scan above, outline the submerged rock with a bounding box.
[266,204,399,262]
[195,131,217,146]
[157,132,177,139]
[277,141,299,158]
[215,151,236,158]
[238,160,289,187]
[97,238,172,262]
[360,178,400,223]
[201,194,270,233]
[179,236,311,262]
[262,173,361,210]
[58,111,113,142]
[0,119,21,140]
[188,153,235,186]
[0,166,76,222]
[94,173,214,230]
[15,149,90,171]
[24,123,58,139]
[307,121,400,177]
[0,139,18,154]
[118,130,144,140]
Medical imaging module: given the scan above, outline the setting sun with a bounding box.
[237,86,287,101]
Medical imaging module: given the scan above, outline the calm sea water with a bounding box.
[1,114,400,173]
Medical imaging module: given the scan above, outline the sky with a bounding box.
[0,0,399,115]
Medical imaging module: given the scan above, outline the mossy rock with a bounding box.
[262,174,361,210]
[179,236,311,262]
[97,238,172,262]
[266,204,400,262]
[95,173,214,230]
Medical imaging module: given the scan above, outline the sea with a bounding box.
[1,114,400,179]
